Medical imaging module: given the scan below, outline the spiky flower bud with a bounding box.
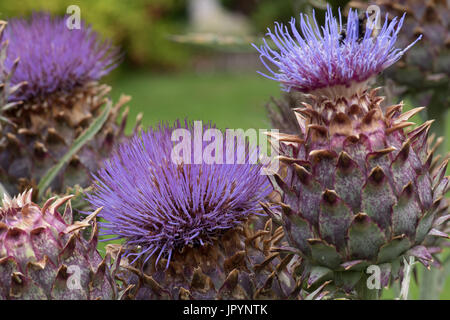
[348,0,449,141]
[0,13,140,196]
[256,6,449,298]
[87,120,297,299]
[3,12,119,102]
[0,190,118,299]
[254,6,421,98]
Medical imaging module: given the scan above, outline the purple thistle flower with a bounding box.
[253,6,421,97]
[3,12,120,101]
[87,120,272,269]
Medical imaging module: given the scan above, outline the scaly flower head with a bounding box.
[0,14,133,198]
[0,190,117,299]
[254,6,421,98]
[258,6,449,298]
[87,120,272,269]
[3,12,119,101]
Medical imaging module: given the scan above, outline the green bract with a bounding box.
[263,89,450,298]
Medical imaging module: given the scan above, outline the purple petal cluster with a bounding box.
[4,12,120,101]
[87,120,272,268]
[253,6,421,93]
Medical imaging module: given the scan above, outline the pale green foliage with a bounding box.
[0,0,189,68]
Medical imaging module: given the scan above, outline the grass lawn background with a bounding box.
[109,69,280,132]
[105,68,450,299]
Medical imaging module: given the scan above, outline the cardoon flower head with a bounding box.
[254,6,421,97]
[259,6,449,298]
[3,12,120,101]
[87,120,272,269]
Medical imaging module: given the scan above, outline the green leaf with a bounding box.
[419,254,450,300]
[37,101,112,199]
[308,239,342,269]
[0,181,9,202]
[318,190,353,252]
[307,266,333,287]
[377,235,411,264]
[348,213,386,261]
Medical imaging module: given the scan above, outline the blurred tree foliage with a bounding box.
[0,0,190,70]
[223,0,310,31]
[222,0,350,31]
[0,0,351,70]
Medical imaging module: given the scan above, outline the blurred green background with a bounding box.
[2,0,448,299]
